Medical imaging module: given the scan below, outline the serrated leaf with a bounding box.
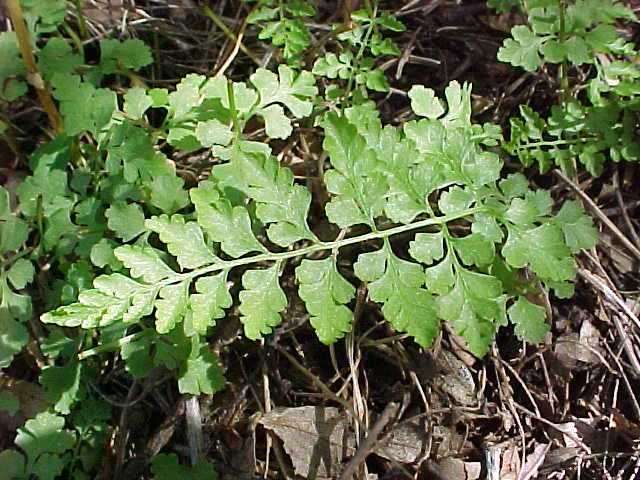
[114,245,175,283]
[41,274,154,328]
[355,247,439,347]
[217,148,314,246]
[100,38,153,73]
[438,186,474,215]
[146,214,216,270]
[40,360,82,414]
[106,202,146,242]
[0,307,29,369]
[238,266,286,340]
[178,345,225,395]
[497,25,544,71]
[155,281,189,334]
[195,119,233,147]
[0,32,27,101]
[503,224,576,282]
[1,216,29,254]
[149,174,190,214]
[15,411,75,471]
[38,38,82,81]
[90,239,123,270]
[438,268,506,357]
[124,87,152,119]
[409,232,445,265]
[409,85,445,119]
[260,104,293,139]
[555,200,598,252]
[296,258,355,344]
[190,180,266,257]
[451,232,496,267]
[189,272,232,335]
[508,296,549,343]
[251,65,318,117]
[321,113,386,228]
[7,258,35,290]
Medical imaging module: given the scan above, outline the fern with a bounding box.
[40,78,596,359]
[496,0,636,72]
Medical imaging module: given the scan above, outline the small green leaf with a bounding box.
[106,202,146,242]
[260,104,292,139]
[497,25,543,71]
[155,281,189,334]
[146,214,216,270]
[296,258,354,344]
[190,180,266,258]
[189,272,232,335]
[409,85,445,119]
[238,266,286,340]
[508,296,549,343]
[124,87,152,119]
[503,224,576,282]
[15,411,75,472]
[195,119,233,147]
[178,345,225,395]
[40,360,82,414]
[114,245,175,283]
[409,232,445,265]
[149,174,190,214]
[555,200,598,253]
[90,239,123,270]
[355,247,439,347]
[7,258,35,290]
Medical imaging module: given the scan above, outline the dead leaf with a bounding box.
[436,458,481,480]
[518,443,550,480]
[435,350,477,405]
[373,420,424,463]
[499,443,521,480]
[259,406,355,479]
[554,320,603,367]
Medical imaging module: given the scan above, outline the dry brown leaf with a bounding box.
[518,443,550,480]
[259,406,355,479]
[436,458,481,480]
[373,419,424,464]
[435,350,477,405]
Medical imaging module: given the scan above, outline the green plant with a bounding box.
[493,0,640,175]
[0,2,603,477]
[247,0,316,62]
[497,0,635,72]
[313,6,405,96]
[33,78,595,361]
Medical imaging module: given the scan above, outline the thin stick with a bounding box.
[6,0,62,133]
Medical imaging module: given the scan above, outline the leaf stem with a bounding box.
[166,207,482,286]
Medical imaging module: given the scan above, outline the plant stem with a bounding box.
[557,0,569,103]
[6,0,63,133]
[78,330,150,360]
[165,207,482,286]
